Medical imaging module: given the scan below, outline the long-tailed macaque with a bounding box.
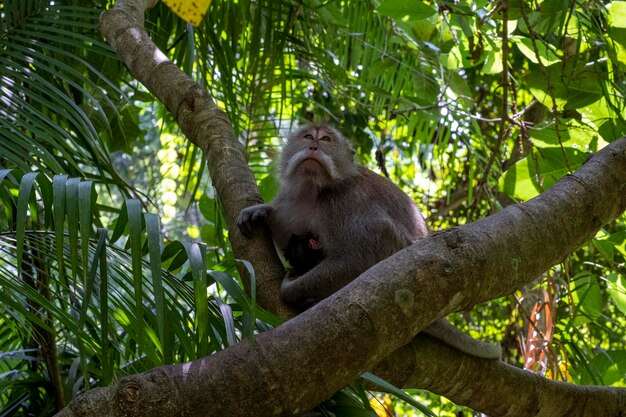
[238,124,501,359]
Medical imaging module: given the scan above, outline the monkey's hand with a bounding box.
[280,274,317,310]
[236,204,273,237]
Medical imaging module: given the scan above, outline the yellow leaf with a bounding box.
[162,0,211,26]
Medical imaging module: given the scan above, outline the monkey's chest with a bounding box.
[275,202,321,240]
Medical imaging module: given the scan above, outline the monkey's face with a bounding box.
[280,125,357,187]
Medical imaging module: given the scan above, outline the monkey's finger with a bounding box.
[237,220,253,238]
[236,213,254,237]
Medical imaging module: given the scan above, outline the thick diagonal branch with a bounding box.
[97,0,291,316]
[80,1,626,417]
[374,334,626,417]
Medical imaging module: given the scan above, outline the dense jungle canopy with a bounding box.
[1,0,626,416]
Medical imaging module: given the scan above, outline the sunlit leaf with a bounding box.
[162,0,212,26]
[607,272,626,316]
[512,36,560,66]
[378,0,436,21]
[607,1,626,28]
[570,272,603,325]
[582,350,626,385]
[499,147,587,200]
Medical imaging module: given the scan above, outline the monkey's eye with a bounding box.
[304,134,314,140]
[320,136,331,142]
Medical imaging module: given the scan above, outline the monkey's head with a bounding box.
[280,124,357,188]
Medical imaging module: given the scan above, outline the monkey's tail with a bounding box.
[423,319,502,360]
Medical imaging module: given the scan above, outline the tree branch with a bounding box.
[374,334,626,416]
[71,1,626,417]
[97,0,292,316]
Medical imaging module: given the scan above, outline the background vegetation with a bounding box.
[1,0,625,415]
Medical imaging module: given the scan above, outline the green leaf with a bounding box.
[145,213,170,362]
[499,147,587,200]
[607,1,626,28]
[198,193,216,222]
[529,121,597,149]
[361,372,436,417]
[78,181,94,286]
[593,239,614,262]
[127,198,147,353]
[185,241,210,357]
[215,299,237,347]
[258,174,279,203]
[16,172,39,279]
[570,272,603,325]
[607,272,626,316]
[526,62,605,110]
[378,0,436,21]
[512,36,561,66]
[482,49,503,74]
[53,175,68,288]
[582,350,626,385]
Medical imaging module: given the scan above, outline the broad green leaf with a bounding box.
[526,63,605,110]
[512,36,561,65]
[607,230,626,257]
[570,272,603,325]
[378,0,436,21]
[482,49,503,74]
[499,157,539,201]
[215,299,237,347]
[259,173,279,203]
[78,181,94,286]
[582,350,626,385]
[198,193,216,222]
[607,1,626,28]
[96,227,112,385]
[529,121,597,149]
[410,19,437,41]
[593,239,614,262]
[66,178,80,285]
[499,147,587,200]
[53,175,68,288]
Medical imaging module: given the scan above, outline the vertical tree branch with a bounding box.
[97,0,294,316]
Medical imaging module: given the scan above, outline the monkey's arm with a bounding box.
[281,216,410,307]
[280,255,365,308]
[236,204,273,237]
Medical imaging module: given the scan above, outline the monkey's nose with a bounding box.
[309,145,318,151]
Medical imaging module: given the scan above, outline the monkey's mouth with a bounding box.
[299,158,323,170]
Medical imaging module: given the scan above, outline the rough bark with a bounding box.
[97,0,292,317]
[53,1,626,417]
[374,334,626,417]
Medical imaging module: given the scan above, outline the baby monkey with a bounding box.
[238,124,500,359]
[284,233,324,277]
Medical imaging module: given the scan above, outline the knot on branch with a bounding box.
[394,288,415,313]
[118,379,142,408]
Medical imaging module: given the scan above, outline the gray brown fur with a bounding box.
[237,124,500,359]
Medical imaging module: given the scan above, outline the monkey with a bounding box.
[283,233,324,277]
[237,124,501,359]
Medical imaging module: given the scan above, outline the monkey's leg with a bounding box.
[280,255,365,308]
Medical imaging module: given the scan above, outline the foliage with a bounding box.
[1,0,626,416]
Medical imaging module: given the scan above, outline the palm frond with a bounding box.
[0,1,135,193]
